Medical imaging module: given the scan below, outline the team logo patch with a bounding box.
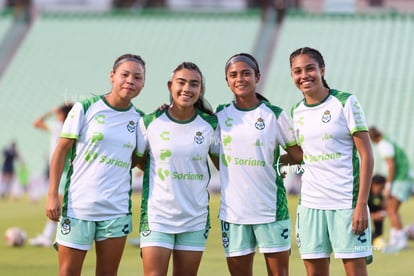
[296,233,301,248]
[222,232,229,248]
[61,219,71,235]
[127,121,135,133]
[225,117,233,127]
[321,110,331,123]
[255,117,265,130]
[95,114,105,124]
[194,131,204,144]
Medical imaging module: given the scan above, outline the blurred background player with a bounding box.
[369,126,413,252]
[29,103,73,247]
[369,174,387,249]
[1,141,20,199]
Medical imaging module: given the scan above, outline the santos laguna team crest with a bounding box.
[194,131,204,144]
[127,120,136,132]
[61,218,71,235]
[255,117,265,130]
[321,110,331,123]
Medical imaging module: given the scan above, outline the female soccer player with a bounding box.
[290,47,374,276]
[369,126,413,251]
[136,62,219,276]
[217,53,302,276]
[46,53,146,275]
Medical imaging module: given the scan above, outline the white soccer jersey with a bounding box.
[137,109,219,233]
[376,138,411,181]
[216,101,297,224]
[292,89,368,210]
[376,139,394,159]
[60,95,143,221]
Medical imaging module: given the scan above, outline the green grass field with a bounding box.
[1,193,413,275]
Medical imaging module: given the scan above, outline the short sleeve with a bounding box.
[209,125,221,157]
[276,110,298,149]
[343,95,368,135]
[377,139,395,158]
[136,117,148,156]
[60,103,83,140]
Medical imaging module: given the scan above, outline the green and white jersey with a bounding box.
[60,95,143,221]
[292,89,368,210]
[377,138,411,181]
[138,109,219,233]
[216,101,297,224]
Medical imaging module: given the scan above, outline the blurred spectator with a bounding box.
[1,141,20,199]
[112,0,138,8]
[29,103,73,247]
[144,0,166,8]
[112,0,166,9]
[369,0,383,7]
[368,174,386,245]
[6,0,32,23]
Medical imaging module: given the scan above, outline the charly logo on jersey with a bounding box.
[95,114,105,124]
[225,117,233,127]
[121,224,130,235]
[194,131,204,144]
[126,121,135,133]
[280,228,289,239]
[160,131,170,141]
[298,116,304,126]
[255,117,265,130]
[61,218,71,235]
[321,110,331,123]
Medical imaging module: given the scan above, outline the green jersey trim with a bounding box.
[142,109,165,129]
[80,95,101,113]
